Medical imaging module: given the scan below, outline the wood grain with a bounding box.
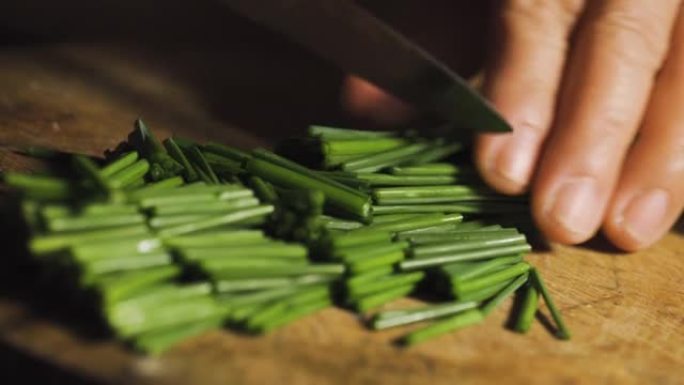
[0,44,682,385]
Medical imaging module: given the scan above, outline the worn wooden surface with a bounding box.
[0,44,683,385]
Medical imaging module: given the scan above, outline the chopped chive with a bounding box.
[137,193,226,208]
[480,272,529,316]
[344,265,394,283]
[347,271,424,298]
[101,152,139,178]
[178,243,308,261]
[246,285,331,331]
[319,215,365,231]
[514,282,539,333]
[71,238,162,261]
[404,229,520,245]
[454,262,531,295]
[72,155,112,195]
[46,213,146,232]
[220,286,301,308]
[372,300,478,330]
[353,284,416,313]
[456,278,517,302]
[308,125,396,139]
[367,213,463,233]
[41,203,140,219]
[132,118,183,180]
[395,224,460,236]
[110,296,224,337]
[373,185,481,201]
[400,244,532,271]
[372,202,527,215]
[81,252,172,278]
[187,147,219,184]
[531,269,571,340]
[446,255,524,282]
[246,150,370,220]
[403,143,462,165]
[97,265,180,305]
[156,205,274,237]
[30,225,151,255]
[148,214,213,229]
[201,142,251,163]
[347,249,405,274]
[4,173,73,201]
[329,229,391,249]
[248,176,278,203]
[130,183,237,200]
[322,138,408,156]
[400,308,484,346]
[389,163,470,176]
[373,193,523,205]
[207,263,345,279]
[340,142,431,173]
[252,297,332,333]
[108,159,150,189]
[133,314,224,355]
[163,138,198,181]
[215,275,336,293]
[151,197,259,216]
[126,176,184,199]
[162,230,266,248]
[203,152,243,175]
[337,241,407,262]
[411,234,528,258]
[106,283,213,313]
[354,174,459,186]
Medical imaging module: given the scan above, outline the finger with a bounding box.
[340,75,414,126]
[604,5,684,251]
[475,0,585,194]
[531,0,681,244]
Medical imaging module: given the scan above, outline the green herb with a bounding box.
[156,205,274,237]
[340,143,431,173]
[163,138,198,181]
[411,234,528,258]
[101,152,139,178]
[531,269,571,340]
[480,272,529,316]
[246,150,370,220]
[132,118,182,180]
[372,300,478,330]
[108,159,150,189]
[46,213,146,232]
[347,271,424,298]
[389,163,469,176]
[3,173,74,201]
[321,138,408,156]
[453,262,531,295]
[399,244,532,271]
[400,308,484,346]
[353,284,415,313]
[308,125,396,140]
[514,282,539,333]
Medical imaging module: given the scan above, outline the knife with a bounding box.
[218,0,511,133]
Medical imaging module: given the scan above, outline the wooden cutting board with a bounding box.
[0,44,682,385]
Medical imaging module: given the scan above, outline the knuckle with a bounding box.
[588,6,672,71]
[502,0,584,27]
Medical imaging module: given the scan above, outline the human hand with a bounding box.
[342,0,684,251]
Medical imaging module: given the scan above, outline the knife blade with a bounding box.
[219,0,511,133]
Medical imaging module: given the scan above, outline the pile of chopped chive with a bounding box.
[2,120,569,355]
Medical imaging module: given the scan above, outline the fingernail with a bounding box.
[547,177,600,237]
[493,132,537,188]
[620,189,670,246]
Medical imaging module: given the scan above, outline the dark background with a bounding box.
[0,0,491,142]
